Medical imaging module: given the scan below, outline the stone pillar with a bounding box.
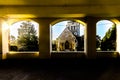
[85,16,97,59]
[0,18,2,60]
[115,18,120,56]
[37,18,53,59]
[1,19,9,60]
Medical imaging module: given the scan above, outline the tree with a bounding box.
[76,35,84,51]
[101,25,116,51]
[96,35,101,50]
[76,35,101,51]
[9,35,18,51]
[10,35,16,45]
[17,21,39,51]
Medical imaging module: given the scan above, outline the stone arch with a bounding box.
[50,19,86,27]
[50,19,86,52]
[10,20,39,51]
[7,18,39,25]
[2,18,40,59]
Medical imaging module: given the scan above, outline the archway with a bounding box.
[9,20,39,52]
[65,40,70,50]
[50,19,86,52]
[2,19,39,59]
[96,20,116,51]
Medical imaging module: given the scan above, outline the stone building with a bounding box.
[55,21,80,51]
[66,21,80,37]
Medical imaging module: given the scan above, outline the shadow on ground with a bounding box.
[0,58,120,80]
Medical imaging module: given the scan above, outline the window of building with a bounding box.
[9,20,39,52]
[51,20,85,52]
[96,20,116,51]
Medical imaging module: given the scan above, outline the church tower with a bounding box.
[66,21,80,37]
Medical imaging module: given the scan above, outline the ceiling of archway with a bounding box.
[0,0,120,18]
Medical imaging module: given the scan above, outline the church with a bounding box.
[55,21,81,51]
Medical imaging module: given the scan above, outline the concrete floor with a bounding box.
[0,58,120,80]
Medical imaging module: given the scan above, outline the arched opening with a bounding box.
[96,20,116,51]
[9,20,39,52]
[50,19,86,52]
[2,19,39,59]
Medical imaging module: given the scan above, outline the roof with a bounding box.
[57,27,76,42]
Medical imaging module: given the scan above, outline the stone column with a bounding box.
[115,18,120,56]
[37,18,53,59]
[85,16,97,59]
[0,18,2,60]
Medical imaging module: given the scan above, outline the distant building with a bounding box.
[66,21,80,37]
[54,21,80,51]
